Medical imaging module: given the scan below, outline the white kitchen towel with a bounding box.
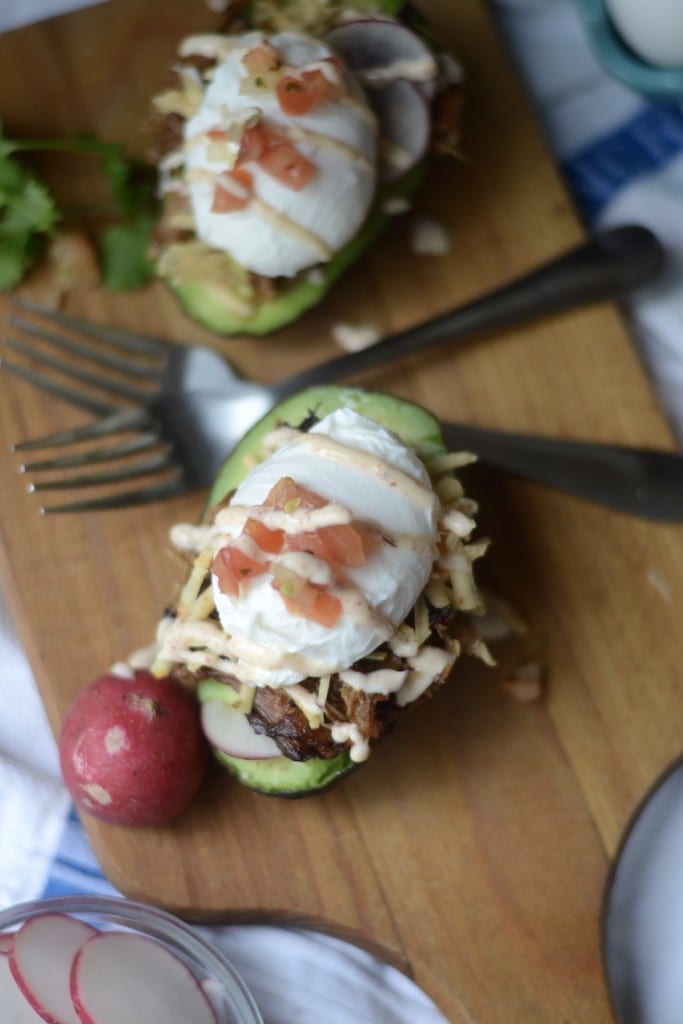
[491,0,683,441]
[2,1,683,1021]
[0,755,70,907]
[0,0,107,34]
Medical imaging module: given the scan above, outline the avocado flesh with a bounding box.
[208,384,446,506]
[196,677,354,796]
[200,386,446,796]
[166,162,424,337]
[215,750,355,797]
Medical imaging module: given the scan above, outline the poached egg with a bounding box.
[182,31,378,278]
[211,409,440,687]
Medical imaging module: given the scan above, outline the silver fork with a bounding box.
[4,224,681,518]
[11,388,683,520]
[3,224,665,414]
[4,224,663,422]
[3,298,242,416]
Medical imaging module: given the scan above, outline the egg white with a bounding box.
[183,32,378,278]
[212,409,439,686]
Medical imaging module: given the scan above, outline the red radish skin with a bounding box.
[10,913,98,1024]
[70,931,218,1024]
[0,954,45,1022]
[58,670,209,827]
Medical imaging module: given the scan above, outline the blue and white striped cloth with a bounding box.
[2,1,683,1020]
[493,0,683,443]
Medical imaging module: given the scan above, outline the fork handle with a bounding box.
[440,421,683,522]
[272,225,663,396]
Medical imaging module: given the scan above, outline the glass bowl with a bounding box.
[0,894,263,1024]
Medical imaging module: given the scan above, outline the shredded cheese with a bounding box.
[150,429,493,763]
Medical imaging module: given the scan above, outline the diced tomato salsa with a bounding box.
[243,517,284,554]
[211,168,254,212]
[238,122,271,163]
[272,568,343,628]
[213,477,368,625]
[237,121,316,191]
[212,545,268,596]
[276,67,345,116]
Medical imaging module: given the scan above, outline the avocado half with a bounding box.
[167,166,423,337]
[196,385,447,796]
[157,0,431,336]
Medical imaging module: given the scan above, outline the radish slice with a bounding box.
[201,699,281,759]
[0,954,46,1022]
[326,19,433,180]
[325,18,438,88]
[372,80,431,180]
[70,932,218,1024]
[10,912,98,1024]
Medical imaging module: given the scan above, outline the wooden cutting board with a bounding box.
[2,1,683,1020]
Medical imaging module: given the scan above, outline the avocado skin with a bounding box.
[208,384,446,506]
[200,386,446,796]
[215,750,356,798]
[196,677,355,796]
[167,162,424,336]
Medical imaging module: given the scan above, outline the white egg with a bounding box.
[183,31,378,278]
[212,409,440,687]
[605,0,683,68]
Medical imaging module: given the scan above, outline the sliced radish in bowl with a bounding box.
[0,954,46,1022]
[71,931,218,1024]
[0,898,262,1023]
[10,912,98,1024]
[201,699,282,759]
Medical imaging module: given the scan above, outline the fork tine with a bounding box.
[26,452,178,491]
[7,315,164,381]
[3,338,153,403]
[39,475,189,514]
[11,407,152,451]
[19,432,162,471]
[11,298,171,357]
[0,355,119,415]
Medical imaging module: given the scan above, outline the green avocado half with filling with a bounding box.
[166,166,423,337]
[196,385,447,796]
[158,0,427,336]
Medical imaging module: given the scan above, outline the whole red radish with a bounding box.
[59,670,208,826]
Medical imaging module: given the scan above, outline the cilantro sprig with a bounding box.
[0,141,59,290]
[0,123,159,292]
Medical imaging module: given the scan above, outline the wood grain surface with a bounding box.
[1,2,682,1020]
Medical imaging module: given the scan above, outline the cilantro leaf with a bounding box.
[55,133,157,220]
[0,230,33,290]
[0,155,26,194]
[99,216,156,291]
[4,178,58,234]
[0,120,158,293]
[0,145,60,291]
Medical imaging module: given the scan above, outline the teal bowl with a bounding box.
[575,0,683,99]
